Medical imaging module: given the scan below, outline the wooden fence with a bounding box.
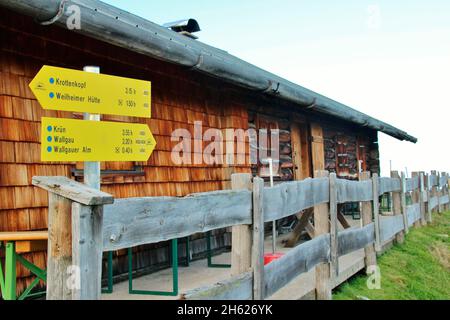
[32,170,450,300]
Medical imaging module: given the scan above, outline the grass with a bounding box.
[333,211,450,300]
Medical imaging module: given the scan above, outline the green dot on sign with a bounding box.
[47,136,52,142]
[47,146,52,152]
[49,92,54,98]
[49,77,55,84]
[47,126,52,132]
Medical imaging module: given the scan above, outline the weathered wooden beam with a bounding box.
[406,203,421,227]
[71,203,103,300]
[391,171,404,243]
[263,177,329,222]
[337,211,351,229]
[329,173,339,278]
[32,176,114,206]
[231,173,253,276]
[314,170,331,300]
[336,179,372,203]
[252,177,265,300]
[360,171,377,272]
[379,215,405,243]
[419,172,427,225]
[284,208,314,248]
[264,234,330,298]
[46,193,72,300]
[378,177,401,195]
[103,189,252,251]
[411,172,422,227]
[400,172,409,234]
[337,224,375,257]
[181,272,253,300]
[372,173,381,252]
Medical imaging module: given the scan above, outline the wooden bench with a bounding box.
[0,231,48,300]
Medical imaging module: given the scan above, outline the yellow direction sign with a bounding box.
[41,117,156,162]
[29,65,151,118]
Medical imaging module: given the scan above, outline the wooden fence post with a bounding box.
[46,193,73,300]
[32,176,113,300]
[314,170,331,300]
[411,172,421,227]
[231,173,253,276]
[329,173,338,279]
[419,172,427,226]
[71,204,104,300]
[252,177,265,300]
[430,170,437,214]
[437,172,442,214]
[445,172,450,211]
[425,173,432,223]
[391,171,404,243]
[372,173,381,252]
[360,171,377,272]
[400,172,409,234]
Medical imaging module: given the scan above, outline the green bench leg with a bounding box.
[3,242,17,300]
[128,239,179,296]
[207,231,231,268]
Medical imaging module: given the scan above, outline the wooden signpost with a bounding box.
[40,117,156,162]
[29,65,151,118]
[29,65,155,300]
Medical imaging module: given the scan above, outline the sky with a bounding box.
[104,0,450,176]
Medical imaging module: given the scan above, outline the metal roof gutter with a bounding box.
[0,0,417,143]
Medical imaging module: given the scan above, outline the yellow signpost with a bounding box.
[41,117,156,162]
[29,65,151,118]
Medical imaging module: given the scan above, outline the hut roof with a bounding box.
[0,0,417,143]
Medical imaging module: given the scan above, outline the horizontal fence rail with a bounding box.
[337,223,375,257]
[378,177,401,195]
[263,177,329,222]
[263,234,330,298]
[103,190,252,251]
[336,179,373,203]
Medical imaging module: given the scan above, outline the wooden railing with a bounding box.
[33,170,450,300]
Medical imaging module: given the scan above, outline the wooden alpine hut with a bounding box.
[0,0,416,297]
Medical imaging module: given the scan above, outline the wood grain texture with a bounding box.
[181,272,253,300]
[32,176,114,205]
[440,195,450,205]
[263,177,329,222]
[360,171,377,271]
[336,178,372,203]
[400,172,409,234]
[72,203,103,300]
[230,173,253,276]
[337,224,375,257]
[378,177,401,195]
[264,234,331,298]
[428,197,439,211]
[46,193,72,300]
[391,171,404,243]
[0,231,48,241]
[405,176,420,192]
[329,173,338,278]
[313,170,331,300]
[103,189,252,251]
[406,203,421,227]
[252,177,265,300]
[379,215,404,243]
[372,173,381,251]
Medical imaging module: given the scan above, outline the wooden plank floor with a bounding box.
[102,217,366,300]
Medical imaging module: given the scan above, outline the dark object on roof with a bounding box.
[163,19,201,33]
[0,0,417,143]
